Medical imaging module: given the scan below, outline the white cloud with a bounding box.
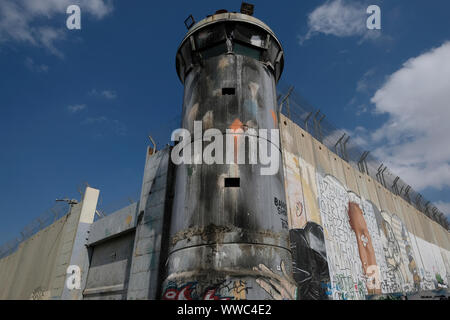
[435,201,450,217]
[82,116,107,124]
[300,0,380,44]
[354,104,368,116]
[101,90,117,99]
[322,129,348,150]
[24,57,48,72]
[90,89,117,99]
[22,0,113,19]
[36,26,66,58]
[356,68,376,93]
[0,0,113,56]
[346,126,370,148]
[321,126,370,163]
[347,68,378,116]
[67,104,86,113]
[369,42,450,191]
[301,0,365,43]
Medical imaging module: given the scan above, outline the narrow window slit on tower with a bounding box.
[225,177,240,188]
[222,88,236,95]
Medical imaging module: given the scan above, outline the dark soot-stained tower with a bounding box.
[163,8,295,299]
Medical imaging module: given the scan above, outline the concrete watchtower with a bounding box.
[163,5,295,300]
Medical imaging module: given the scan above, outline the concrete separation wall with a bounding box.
[280,114,450,300]
[0,187,100,299]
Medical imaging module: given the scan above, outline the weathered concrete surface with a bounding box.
[87,202,138,246]
[127,147,174,299]
[0,187,99,300]
[83,232,135,300]
[61,187,99,300]
[165,12,295,300]
[81,202,138,300]
[0,217,67,300]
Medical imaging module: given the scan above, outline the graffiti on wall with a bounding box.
[440,250,450,287]
[274,196,289,230]
[347,199,381,294]
[253,261,297,300]
[289,221,330,300]
[162,279,250,300]
[29,287,50,300]
[378,211,420,293]
[316,174,381,299]
[314,173,427,298]
[414,236,449,291]
[314,172,450,298]
[283,152,307,229]
[163,264,298,301]
[281,140,450,299]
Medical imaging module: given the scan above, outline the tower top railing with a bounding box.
[176,9,284,84]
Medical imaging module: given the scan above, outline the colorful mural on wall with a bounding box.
[316,174,381,300]
[162,268,297,300]
[281,143,450,300]
[378,211,419,293]
[162,279,249,300]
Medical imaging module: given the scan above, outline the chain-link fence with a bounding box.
[0,201,71,259]
[277,83,449,231]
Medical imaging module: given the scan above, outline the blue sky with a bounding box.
[1,0,450,244]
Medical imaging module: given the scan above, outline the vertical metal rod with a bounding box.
[334,133,346,156]
[287,97,291,119]
[380,167,387,188]
[358,151,369,174]
[404,186,411,203]
[376,164,383,184]
[342,136,350,161]
[304,112,313,133]
[318,114,325,143]
[313,110,320,140]
[392,177,400,195]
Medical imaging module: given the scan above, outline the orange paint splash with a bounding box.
[229,119,244,164]
[270,110,278,128]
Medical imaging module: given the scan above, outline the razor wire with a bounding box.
[0,201,70,259]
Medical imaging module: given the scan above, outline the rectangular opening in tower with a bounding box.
[224,177,240,188]
[222,88,236,95]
